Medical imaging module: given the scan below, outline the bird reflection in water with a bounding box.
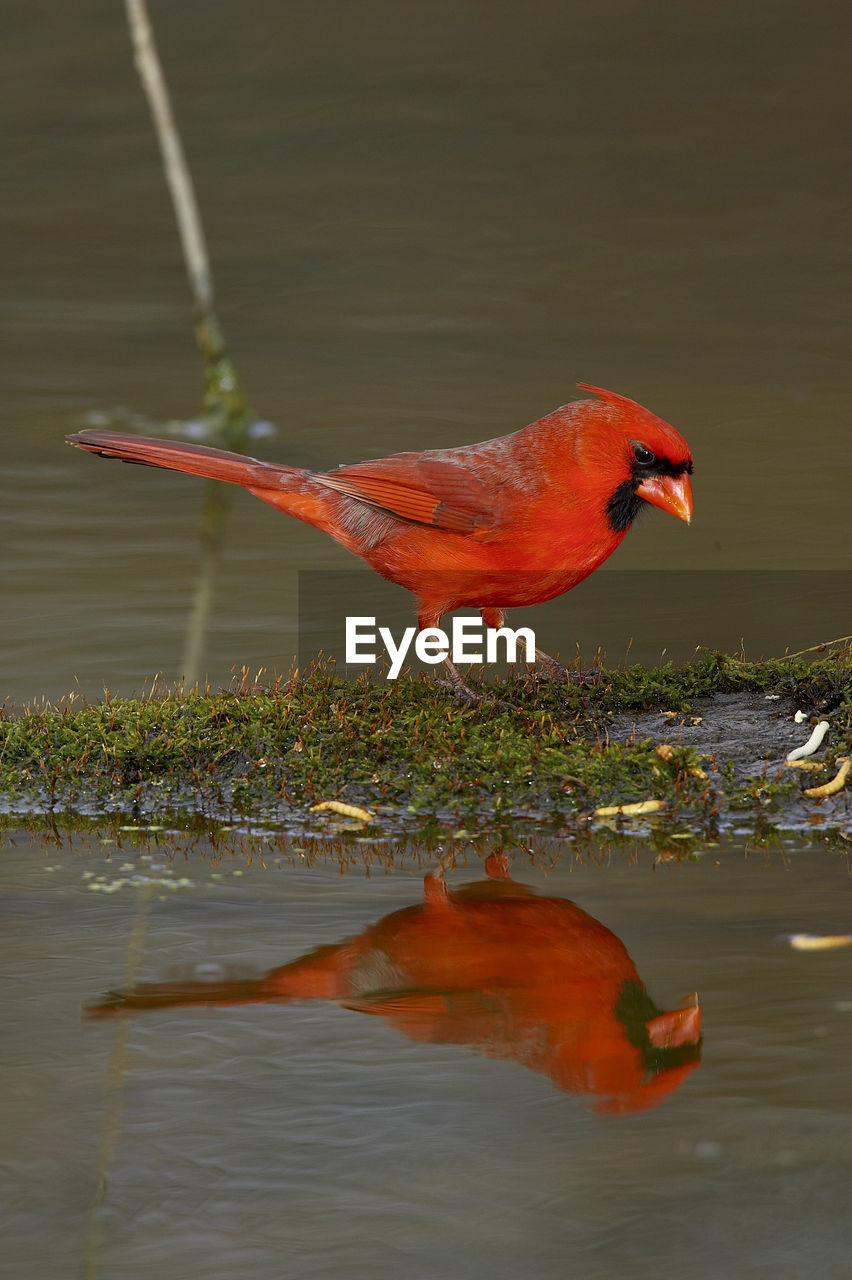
[87,854,701,1114]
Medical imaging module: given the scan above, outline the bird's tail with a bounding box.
[82,975,280,1017]
[67,428,298,490]
[83,945,353,1018]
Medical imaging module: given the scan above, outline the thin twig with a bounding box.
[771,635,852,663]
[80,883,154,1280]
[123,0,253,684]
[697,635,852,667]
[124,0,214,320]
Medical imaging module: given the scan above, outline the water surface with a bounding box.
[2,10,850,1276]
[3,831,851,1279]
[2,1,850,702]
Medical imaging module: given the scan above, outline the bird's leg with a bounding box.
[438,654,491,704]
[438,654,516,709]
[420,609,511,707]
[479,608,506,632]
[484,849,512,880]
[479,608,595,685]
[480,607,563,679]
[533,647,568,679]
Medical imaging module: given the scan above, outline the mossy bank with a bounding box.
[2,649,850,836]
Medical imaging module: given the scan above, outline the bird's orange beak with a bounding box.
[635,472,693,524]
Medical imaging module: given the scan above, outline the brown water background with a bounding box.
[4,834,852,1280]
[2,0,850,702]
[2,8,852,1277]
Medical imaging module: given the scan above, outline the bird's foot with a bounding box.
[484,850,512,880]
[565,667,602,687]
[534,649,567,680]
[436,660,514,709]
[532,649,600,686]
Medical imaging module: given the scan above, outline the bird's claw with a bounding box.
[436,661,515,710]
[532,650,600,686]
[436,677,514,711]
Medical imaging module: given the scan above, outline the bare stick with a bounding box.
[124,0,214,320]
[124,0,253,684]
[80,883,153,1279]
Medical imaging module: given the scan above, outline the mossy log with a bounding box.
[1,651,850,835]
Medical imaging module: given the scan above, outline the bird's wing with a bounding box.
[315,454,499,534]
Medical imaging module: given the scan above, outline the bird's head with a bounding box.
[575,383,694,533]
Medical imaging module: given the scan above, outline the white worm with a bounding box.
[595,799,666,817]
[786,720,830,763]
[804,757,851,799]
[794,710,807,724]
[788,933,852,952]
[310,800,375,822]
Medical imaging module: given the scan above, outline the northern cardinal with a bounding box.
[68,384,693,691]
[86,856,702,1114]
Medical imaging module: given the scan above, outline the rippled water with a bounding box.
[3,832,852,1279]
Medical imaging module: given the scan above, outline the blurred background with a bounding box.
[2,0,850,701]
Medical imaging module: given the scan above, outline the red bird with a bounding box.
[85,858,702,1114]
[68,385,693,691]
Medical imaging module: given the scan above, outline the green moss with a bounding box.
[1,648,850,831]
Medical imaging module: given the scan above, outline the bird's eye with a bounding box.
[632,442,656,466]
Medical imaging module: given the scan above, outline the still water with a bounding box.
[2,2,850,703]
[2,5,851,1276]
[3,832,852,1279]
